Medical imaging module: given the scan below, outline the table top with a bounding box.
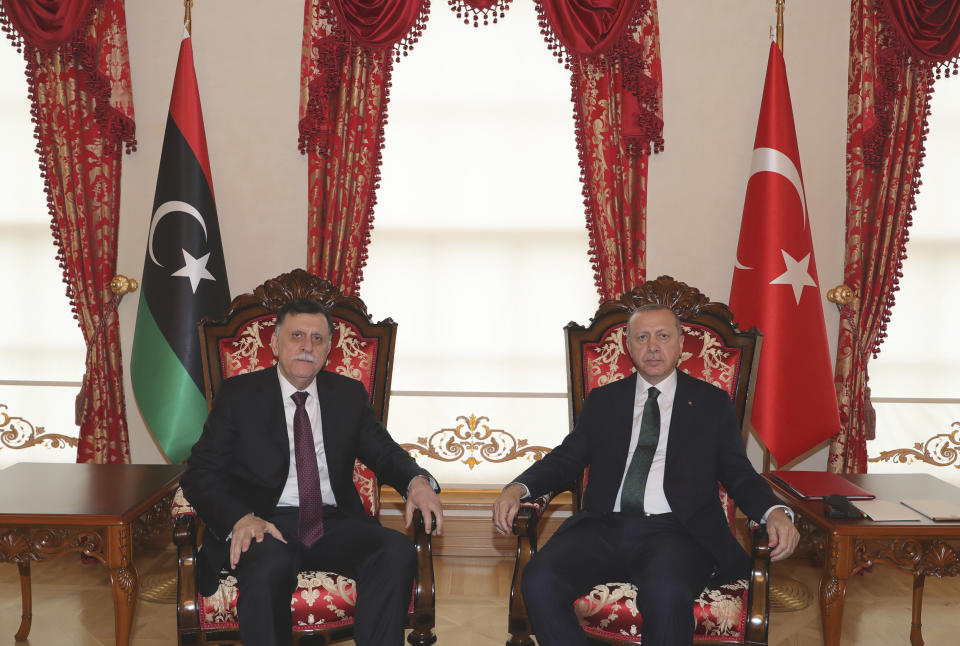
[765,472,960,537]
[0,463,184,526]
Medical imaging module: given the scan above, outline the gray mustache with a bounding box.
[293,353,318,363]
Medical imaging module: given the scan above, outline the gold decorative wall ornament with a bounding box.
[0,404,79,451]
[827,284,854,306]
[868,422,960,469]
[401,414,551,470]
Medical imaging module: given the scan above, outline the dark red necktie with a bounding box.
[291,391,324,546]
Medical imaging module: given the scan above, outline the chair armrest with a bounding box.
[744,523,771,644]
[511,491,555,534]
[507,490,562,645]
[408,509,436,635]
[174,514,201,637]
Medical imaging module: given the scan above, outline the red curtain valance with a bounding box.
[0,0,96,49]
[538,0,643,55]
[326,0,429,50]
[0,0,135,152]
[880,0,960,65]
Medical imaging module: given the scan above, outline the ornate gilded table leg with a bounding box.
[106,525,138,646]
[910,572,925,646]
[819,534,852,646]
[14,561,30,641]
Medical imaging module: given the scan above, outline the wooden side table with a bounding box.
[765,472,960,646]
[0,463,184,645]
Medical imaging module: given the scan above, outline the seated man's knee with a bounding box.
[522,554,560,602]
[359,527,416,584]
[237,536,297,588]
[636,576,696,616]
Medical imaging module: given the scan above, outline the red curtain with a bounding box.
[538,0,662,300]
[831,0,936,473]
[299,0,427,296]
[0,0,135,463]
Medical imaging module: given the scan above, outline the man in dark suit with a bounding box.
[182,298,443,646]
[492,304,798,646]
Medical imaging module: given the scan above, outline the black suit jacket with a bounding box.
[515,370,779,584]
[181,366,431,594]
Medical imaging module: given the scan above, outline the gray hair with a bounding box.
[625,304,682,337]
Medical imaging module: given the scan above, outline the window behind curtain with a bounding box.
[868,75,960,486]
[361,3,599,486]
[0,43,84,465]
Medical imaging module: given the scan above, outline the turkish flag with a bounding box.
[729,42,840,467]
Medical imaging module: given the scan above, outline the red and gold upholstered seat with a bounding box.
[507,276,771,646]
[173,269,435,645]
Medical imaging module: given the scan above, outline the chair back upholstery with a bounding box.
[565,275,761,523]
[197,269,397,516]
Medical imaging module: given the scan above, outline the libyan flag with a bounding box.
[131,30,230,464]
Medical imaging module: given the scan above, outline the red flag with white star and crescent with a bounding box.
[729,42,840,466]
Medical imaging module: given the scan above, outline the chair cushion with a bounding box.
[198,571,415,632]
[575,579,749,642]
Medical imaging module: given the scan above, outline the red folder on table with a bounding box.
[769,470,876,501]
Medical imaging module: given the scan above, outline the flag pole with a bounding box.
[776,0,785,51]
[760,0,788,477]
[185,0,193,36]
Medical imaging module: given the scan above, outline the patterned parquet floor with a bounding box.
[1,548,959,645]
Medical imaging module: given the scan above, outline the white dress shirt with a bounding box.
[276,371,338,508]
[613,371,676,513]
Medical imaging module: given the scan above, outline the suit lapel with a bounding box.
[611,373,638,463]
[665,370,694,473]
[260,366,289,451]
[313,372,345,486]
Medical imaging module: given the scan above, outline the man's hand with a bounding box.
[765,508,800,561]
[406,476,443,536]
[229,513,286,569]
[492,483,526,536]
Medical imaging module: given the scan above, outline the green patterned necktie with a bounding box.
[620,386,661,514]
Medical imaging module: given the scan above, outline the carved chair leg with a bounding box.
[15,561,31,641]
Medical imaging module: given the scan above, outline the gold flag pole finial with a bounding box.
[185,0,194,36]
[775,0,785,51]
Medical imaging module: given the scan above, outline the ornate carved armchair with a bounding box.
[507,275,771,646]
[173,269,435,645]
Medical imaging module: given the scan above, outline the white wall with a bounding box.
[118,0,849,468]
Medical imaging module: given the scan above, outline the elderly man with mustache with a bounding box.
[182,298,443,646]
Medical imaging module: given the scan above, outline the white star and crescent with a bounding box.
[148,200,217,294]
[734,146,816,304]
[769,249,817,304]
